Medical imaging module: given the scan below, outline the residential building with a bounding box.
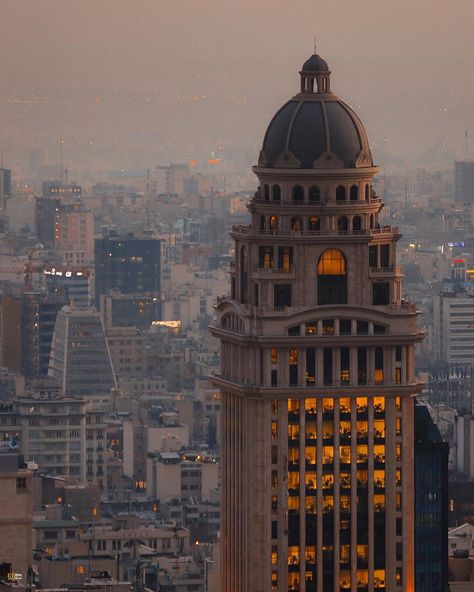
[0,450,33,583]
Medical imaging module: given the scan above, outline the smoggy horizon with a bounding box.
[1,0,473,176]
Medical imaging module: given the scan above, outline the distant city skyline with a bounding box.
[0,0,473,172]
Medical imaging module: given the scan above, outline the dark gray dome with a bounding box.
[260,97,373,169]
[301,54,329,73]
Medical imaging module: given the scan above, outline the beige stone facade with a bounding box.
[210,54,423,592]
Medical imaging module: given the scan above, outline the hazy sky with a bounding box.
[1,0,473,173]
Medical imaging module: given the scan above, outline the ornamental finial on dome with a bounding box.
[299,47,331,94]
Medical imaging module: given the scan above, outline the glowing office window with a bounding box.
[305,546,316,564]
[288,495,299,510]
[340,570,351,588]
[356,421,368,438]
[289,348,298,364]
[340,495,350,512]
[357,470,368,487]
[305,398,317,412]
[323,446,334,464]
[271,348,278,364]
[305,472,316,489]
[323,420,334,439]
[288,472,299,489]
[374,420,385,438]
[340,472,350,488]
[374,444,385,464]
[396,468,402,486]
[340,446,351,463]
[271,546,278,565]
[374,569,386,589]
[339,398,351,414]
[396,443,402,461]
[395,396,401,410]
[340,420,351,437]
[323,398,334,412]
[396,417,402,436]
[306,496,316,514]
[271,421,278,439]
[374,494,385,512]
[305,420,317,440]
[356,444,368,463]
[374,470,385,488]
[356,397,368,412]
[288,573,299,590]
[357,545,368,561]
[288,447,299,466]
[322,474,334,489]
[305,321,317,335]
[288,424,300,439]
[374,397,385,412]
[305,446,316,465]
[288,399,300,412]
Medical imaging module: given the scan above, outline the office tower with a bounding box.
[156,163,189,195]
[21,291,68,378]
[43,266,91,307]
[54,202,94,266]
[48,305,117,399]
[35,182,82,248]
[414,402,448,592]
[0,450,33,583]
[94,231,161,313]
[0,167,12,209]
[210,53,422,592]
[455,161,474,203]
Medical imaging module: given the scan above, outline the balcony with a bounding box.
[252,266,296,279]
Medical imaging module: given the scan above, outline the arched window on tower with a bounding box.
[350,185,359,201]
[291,217,302,232]
[270,215,278,232]
[309,186,321,202]
[369,214,375,229]
[317,249,347,305]
[365,184,370,201]
[308,216,320,232]
[272,185,281,202]
[352,216,362,232]
[260,215,267,231]
[336,186,346,201]
[240,246,248,304]
[264,184,270,201]
[337,216,349,234]
[292,185,304,202]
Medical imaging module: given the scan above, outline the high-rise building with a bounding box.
[455,161,474,203]
[210,53,423,592]
[54,202,94,266]
[0,167,12,209]
[414,402,448,592]
[36,182,82,248]
[94,231,161,312]
[48,305,117,399]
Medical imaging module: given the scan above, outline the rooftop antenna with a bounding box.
[59,137,64,185]
[464,130,469,159]
[404,168,408,209]
[313,35,317,54]
[146,168,151,229]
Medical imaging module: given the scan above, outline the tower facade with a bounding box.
[210,54,423,592]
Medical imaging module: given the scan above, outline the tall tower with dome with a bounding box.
[210,52,423,592]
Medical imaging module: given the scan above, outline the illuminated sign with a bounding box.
[44,268,88,278]
[447,242,465,247]
[0,440,17,451]
[7,573,22,582]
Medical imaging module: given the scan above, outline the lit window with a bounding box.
[271,348,278,364]
[76,566,85,575]
[271,421,278,439]
[289,349,298,364]
[271,546,278,565]
[288,399,300,412]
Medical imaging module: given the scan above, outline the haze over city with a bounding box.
[1,0,473,173]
